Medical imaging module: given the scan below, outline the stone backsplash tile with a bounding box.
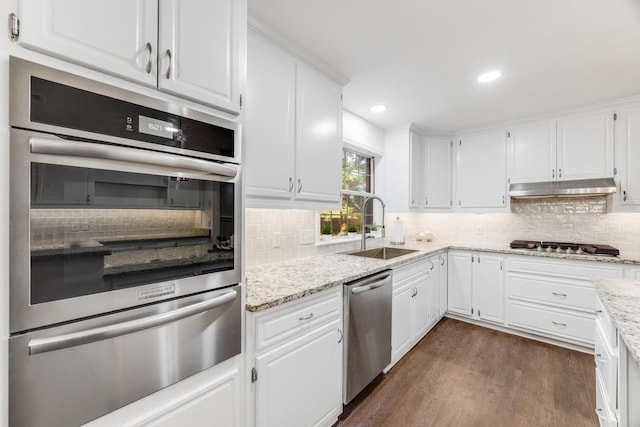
[245,199,640,266]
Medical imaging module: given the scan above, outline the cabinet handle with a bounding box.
[624,190,627,201]
[429,260,435,270]
[478,256,480,263]
[595,353,607,363]
[552,292,567,298]
[297,178,302,193]
[551,321,567,328]
[165,49,172,79]
[298,313,314,321]
[472,255,474,263]
[411,198,415,205]
[558,168,562,178]
[288,177,293,192]
[411,287,418,298]
[552,168,555,179]
[500,261,503,270]
[145,42,153,74]
[502,195,505,205]
[337,329,344,344]
[425,197,428,205]
[440,258,445,266]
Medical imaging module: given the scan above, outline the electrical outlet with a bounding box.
[272,232,281,248]
[300,229,315,245]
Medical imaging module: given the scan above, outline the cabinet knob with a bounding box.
[552,168,555,179]
[624,190,628,202]
[145,42,153,74]
[558,168,562,178]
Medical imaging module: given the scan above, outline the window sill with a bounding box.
[316,235,381,246]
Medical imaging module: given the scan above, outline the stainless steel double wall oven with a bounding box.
[8,57,243,427]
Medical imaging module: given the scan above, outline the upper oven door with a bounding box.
[10,128,242,334]
[10,56,240,164]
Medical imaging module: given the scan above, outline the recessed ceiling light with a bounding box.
[370,105,387,113]
[477,70,502,83]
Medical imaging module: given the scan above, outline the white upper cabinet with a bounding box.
[508,121,556,183]
[245,31,342,208]
[556,111,614,181]
[245,32,295,200]
[158,0,242,112]
[617,105,640,206]
[294,63,342,204]
[18,0,158,86]
[457,130,507,209]
[424,137,453,208]
[409,132,423,208]
[16,0,243,112]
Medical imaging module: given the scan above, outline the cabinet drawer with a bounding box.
[254,288,341,351]
[508,257,622,281]
[507,300,595,345]
[507,273,596,312]
[595,323,618,409]
[393,259,429,287]
[596,296,617,349]
[596,368,618,427]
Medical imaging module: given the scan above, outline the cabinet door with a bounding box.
[448,252,473,316]
[557,111,614,181]
[475,255,505,324]
[427,260,441,327]
[295,63,342,204]
[409,132,423,208]
[508,121,556,184]
[18,0,158,86]
[392,286,414,363]
[412,276,431,340]
[158,0,242,112]
[439,254,448,317]
[457,131,507,208]
[255,320,342,427]
[618,106,640,205]
[245,32,296,200]
[424,138,452,208]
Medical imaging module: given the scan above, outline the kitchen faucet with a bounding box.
[361,195,385,251]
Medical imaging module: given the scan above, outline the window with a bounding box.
[320,149,374,237]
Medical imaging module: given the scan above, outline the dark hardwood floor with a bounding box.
[337,318,597,427]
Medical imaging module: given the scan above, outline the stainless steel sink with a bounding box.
[347,247,418,260]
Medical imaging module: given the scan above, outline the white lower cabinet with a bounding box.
[438,253,448,317]
[248,287,343,427]
[596,294,640,427]
[84,356,242,427]
[391,256,443,366]
[447,251,505,324]
[506,257,622,347]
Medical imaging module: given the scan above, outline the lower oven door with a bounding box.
[9,285,241,427]
[10,128,241,333]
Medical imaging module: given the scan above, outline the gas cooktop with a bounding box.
[510,240,620,257]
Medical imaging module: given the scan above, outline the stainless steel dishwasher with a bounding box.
[343,269,393,404]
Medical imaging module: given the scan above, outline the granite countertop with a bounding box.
[593,278,640,367]
[246,240,640,313]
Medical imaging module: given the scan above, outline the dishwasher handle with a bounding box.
[349,270,392,294]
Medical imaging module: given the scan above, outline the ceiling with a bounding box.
[248,0,640,133]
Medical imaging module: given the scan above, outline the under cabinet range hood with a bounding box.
[508,178,617,198]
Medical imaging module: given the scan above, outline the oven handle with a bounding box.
[30,137,238,178]
[28,289,238,355]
